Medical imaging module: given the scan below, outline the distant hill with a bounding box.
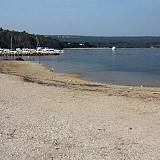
[0,28,63,49]
[1,28,160,49]
[50,35,160,48]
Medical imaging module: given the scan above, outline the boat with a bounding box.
[112,46,116,51]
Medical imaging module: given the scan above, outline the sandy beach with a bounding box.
[0,61,160,160]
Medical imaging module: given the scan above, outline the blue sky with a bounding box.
[0,0,160,36]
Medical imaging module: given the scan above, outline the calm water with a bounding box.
[21,48,160,86]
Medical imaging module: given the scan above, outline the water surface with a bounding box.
[22,48,160,87]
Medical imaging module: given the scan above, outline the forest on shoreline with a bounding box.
[1,28,160,49]
[0,28,63,49]
[52,35,160,48]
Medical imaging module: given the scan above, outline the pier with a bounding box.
[0,48,63,56]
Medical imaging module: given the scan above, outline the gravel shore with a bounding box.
[0,61,160,159]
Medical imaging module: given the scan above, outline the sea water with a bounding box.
[23,48,160,87]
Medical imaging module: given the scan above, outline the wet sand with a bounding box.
[0,61,160,159]
[1,61,160,99]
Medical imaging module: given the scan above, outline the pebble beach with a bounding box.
[0,61,160,160]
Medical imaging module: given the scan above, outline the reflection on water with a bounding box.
[5,48,160,87]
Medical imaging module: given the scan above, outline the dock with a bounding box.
[0,48,63,56]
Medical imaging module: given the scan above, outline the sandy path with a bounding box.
[0,73,160,160]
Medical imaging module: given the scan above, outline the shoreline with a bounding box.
[64,47,160,49]
[0,51,61,56]
[1,60,160,99]
[64,48,111,50]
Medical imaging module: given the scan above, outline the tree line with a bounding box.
[0,28,63,49]
[51,35,160,48]
[1,28,160,49]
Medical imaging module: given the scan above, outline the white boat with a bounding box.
[112,46,116,51]
[54,49,64,54]
[35,47,63,55]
